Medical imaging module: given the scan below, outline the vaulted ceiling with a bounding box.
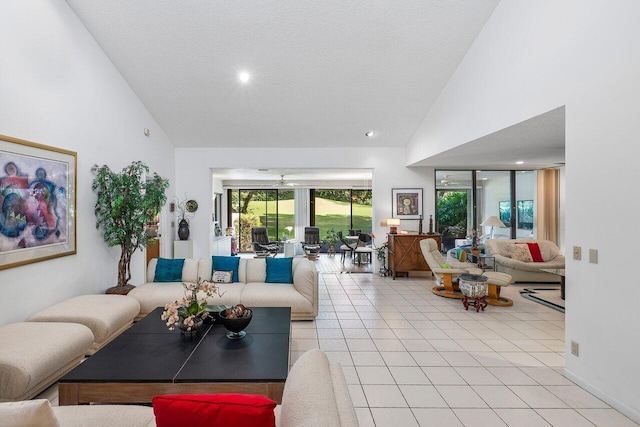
[65,1,564,172]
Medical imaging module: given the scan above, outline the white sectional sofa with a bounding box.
[484,239,565,283]
[0,349,357,427]
[128,257,319,321]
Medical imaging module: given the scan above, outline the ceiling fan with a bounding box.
[272,174,299,187]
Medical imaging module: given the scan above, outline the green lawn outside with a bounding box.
[243,197,372,241]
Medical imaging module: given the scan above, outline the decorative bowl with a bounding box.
[219,307,253,339]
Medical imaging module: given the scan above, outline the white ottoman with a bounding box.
[483,271,513,306]
[0,322,93,401]
[28,295,140,355]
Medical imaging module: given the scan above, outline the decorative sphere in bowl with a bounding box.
[219,305,252,339]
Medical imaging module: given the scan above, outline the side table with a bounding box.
[467,253,495,271]
[459,274,488,312]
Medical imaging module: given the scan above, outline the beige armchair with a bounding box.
[419,238,482,299]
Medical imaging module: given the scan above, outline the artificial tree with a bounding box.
[92,161,169,294]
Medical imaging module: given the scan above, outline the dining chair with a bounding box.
[338,231,357,263]
[354,233,374,264]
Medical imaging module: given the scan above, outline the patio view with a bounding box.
[230,189,372,252]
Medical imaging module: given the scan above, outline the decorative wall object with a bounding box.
[392,188,423,219]
[517,200,534,230]
[0,134,77,270]
[499,201,511,225]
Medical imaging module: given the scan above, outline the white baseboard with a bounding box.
[563,368,640,424]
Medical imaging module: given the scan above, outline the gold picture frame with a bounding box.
[0,134,77,269]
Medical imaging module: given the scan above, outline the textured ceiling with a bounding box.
[414,107,566,170]
[64,0,500,149]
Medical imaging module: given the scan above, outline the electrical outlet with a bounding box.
[589,249,598,264]
[571,341,579,357]
[573,246,581,260]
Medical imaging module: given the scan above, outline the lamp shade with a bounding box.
[480,216,505,228]
[387,218,400,234]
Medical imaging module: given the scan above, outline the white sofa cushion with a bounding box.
[53,405,155,427]
[0,323,93,401]
[245,258,267,283]
[27,295,140,354]
[280,349,357,427]
[0,399,59,427]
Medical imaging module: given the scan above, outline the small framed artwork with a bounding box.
[0,134,77,270]
[499,201,511,225]
[392,188,423,219]
[517,200,534,230]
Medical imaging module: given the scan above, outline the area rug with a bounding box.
[519,287,565,313]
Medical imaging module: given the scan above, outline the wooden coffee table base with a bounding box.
[59,381,285,405]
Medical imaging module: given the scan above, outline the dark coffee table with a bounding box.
[58,306,291,405]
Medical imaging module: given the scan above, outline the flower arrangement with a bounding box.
[376,241,389,260]
[173,195,194,223]
[161,278,222,331]
[369,233,391,260]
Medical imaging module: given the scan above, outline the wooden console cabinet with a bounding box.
[387,234,441,280]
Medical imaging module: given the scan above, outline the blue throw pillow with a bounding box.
[154,258,185,282]
[265,257,293,284]
[212,256,240,283]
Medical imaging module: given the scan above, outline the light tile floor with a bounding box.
[38,268,639,426]
[288,272,639,427]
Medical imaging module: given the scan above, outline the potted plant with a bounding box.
[161,278,222,333]
[92,161,169,294]
[323,228,339,255]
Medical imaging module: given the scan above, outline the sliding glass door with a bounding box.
[435,170,539,252]
[228,189,294,253]
[311,189,372,242]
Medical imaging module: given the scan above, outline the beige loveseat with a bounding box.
[0,349,357,427]
[484,239,565,283]
[128,257,318,321]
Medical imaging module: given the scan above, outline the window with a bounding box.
[435,170,539,252]
[311,189,372,242]
[228,189,294,253]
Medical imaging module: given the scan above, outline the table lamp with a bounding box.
[387,218,400,234]
[480,215,505,239]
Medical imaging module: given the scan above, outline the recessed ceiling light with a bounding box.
[239,72,250,83]
[365,131,375,137]
[515,161,525,165]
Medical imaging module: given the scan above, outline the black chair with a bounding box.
[354,233,374,264]
[301,227,321,260]
[338,231,357,263]
[348,229,362,236]
[251,227,280,257]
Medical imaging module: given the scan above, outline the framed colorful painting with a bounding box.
[392,188,423,219]
[517,200,534,230]
[499,201,511,225]
[0,134,77,270]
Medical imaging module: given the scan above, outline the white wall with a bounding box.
[0,1,175,326]
[407,0,640,420]
[174,147,434,264]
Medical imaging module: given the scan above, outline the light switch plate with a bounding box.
[573,246,581,260]
[589,249,598,264]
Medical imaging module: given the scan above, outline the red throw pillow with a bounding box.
[153,394,277,427]
[526,242,544,262]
